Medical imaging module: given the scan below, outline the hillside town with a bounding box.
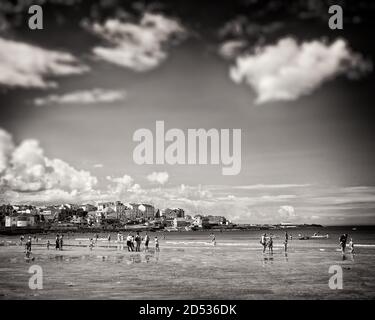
[0,202,323,234]
[0,202,236,233]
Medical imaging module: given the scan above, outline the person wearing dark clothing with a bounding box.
[25,237,32,258]
[144,233,150,252]
[339,234,348,254]
[59,235,64,251]
[135,232,142,252]
[55,234,60,250]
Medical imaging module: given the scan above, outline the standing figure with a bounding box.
[155,236,160,252]
[59,235,64,251]
[260,233,267,253]
[349,238,355,254]
[25,236,32,258]
[144,232,150,252]
[210,233,216,246]
[268,236,273,254]
[47,240,50,250]
[55,234,60,250]
[135,232,142,252]
[339,234,348,254]
[284,231,289,252]
[89,238,94,250]
[126,234,133,252]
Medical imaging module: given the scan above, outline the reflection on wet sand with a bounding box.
[1,239,375,299]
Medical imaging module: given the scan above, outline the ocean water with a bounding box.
[0,227,374,299]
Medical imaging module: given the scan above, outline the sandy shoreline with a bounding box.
[1,238,375,300]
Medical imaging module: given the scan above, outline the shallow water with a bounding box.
[1,228,375,299]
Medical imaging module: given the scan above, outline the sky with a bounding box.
[0,0,375,225]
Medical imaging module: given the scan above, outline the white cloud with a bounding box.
[0,128,97,197]
[89,13,184,71]
[233,184,310,190]
[0,129,14,174]
[278,205,296,220]
[34,88,127,106]
[230,38,372,104]
[147,171,169,185]
[106,174,137,195]
[93,163,104,168]
[0,37,89,88]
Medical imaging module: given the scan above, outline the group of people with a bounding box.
[54,234,64,250]
[260,233,280,254]
[339,233,354,254]
[260,232,293,254]
[115,232,159,252]
[259,232,355,255]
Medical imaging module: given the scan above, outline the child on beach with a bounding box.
[155,236,160,252]
[268,236,273,254]
[210,233,216,246]
[89,238,94,250]
[349,238,354,253]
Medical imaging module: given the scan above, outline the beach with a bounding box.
[1,228,375,300]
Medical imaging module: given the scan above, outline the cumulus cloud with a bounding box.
[229,38,372,104]
[34,88,127,106]
[88,13,185,71]
[146,171,169,185]
[0,129,14,174]
[106,174,145,195]
[0,128,97,199]
[0,37,89,88]
[278,205,296,220]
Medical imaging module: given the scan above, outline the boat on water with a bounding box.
[298,232,329,240]
[310,232,329,239]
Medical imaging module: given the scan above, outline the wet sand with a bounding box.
[1,238,375,299]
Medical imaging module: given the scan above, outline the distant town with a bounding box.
[0,202,322,234]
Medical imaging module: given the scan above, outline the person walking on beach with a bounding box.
[210,233,216,246]
[135,232,142,252]
[89,238,94,250]
[126,234,133,252]
[25,236,32,257]
[55,234,60,250]
[95,234,99,243]
[284,231,289,252]
[349,238,354,253]
[260,233,267,253]
[144,232,150,252]
[268,236,273,254]
[59,235,64,251]
[47,240,50,250]
[339,234,348,254]
[155,236,160,252]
